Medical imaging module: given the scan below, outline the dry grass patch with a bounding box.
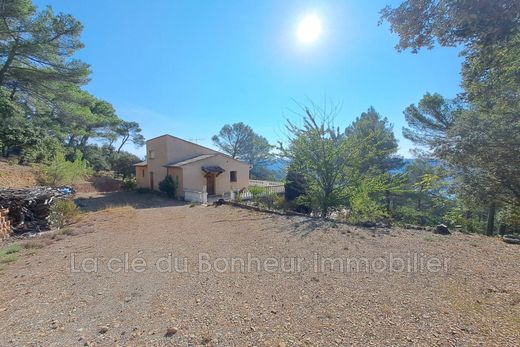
[102,203,135,211]
[19,227,78,252]
[57,228,76,236]
[423,235,448,242]
[20,238,54,249]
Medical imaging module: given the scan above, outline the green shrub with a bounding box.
[25,136,64,163]
[121,178,137,191]
[272,194,286,210]
[497,204,520,233]
[108,151,142,179]
[158,175,178,198]
[347,181,388,223]
[285,169,306,202]
[49,199,81,229]
[394,205,433,226]
[248,186,265,204]
[259,192,277,210]
[39,151,92,186]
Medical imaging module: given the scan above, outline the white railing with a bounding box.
[249,179,284,187]
[238,182,285,201]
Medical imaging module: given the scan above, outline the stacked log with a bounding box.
[0,187,74,235]
[0,208,10,238]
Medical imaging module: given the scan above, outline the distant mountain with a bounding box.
[260,158,441,180]
[266,158,289,172]
[256,158,289,181]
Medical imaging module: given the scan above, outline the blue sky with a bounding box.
[35,0,463,158]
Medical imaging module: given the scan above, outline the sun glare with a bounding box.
[297,14,322,44]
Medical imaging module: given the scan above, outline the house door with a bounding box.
[206,174,215,195]
[150,172,154,190]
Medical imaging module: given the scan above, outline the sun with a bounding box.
[297,14,322,44]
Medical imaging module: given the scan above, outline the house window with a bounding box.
[230,171,237,182]
[148,150,155,159]
[142,169,145,177]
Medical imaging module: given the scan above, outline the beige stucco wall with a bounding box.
[135,165,148,188]
[165,136,217,163]
[182,154,250,195]
[135,135,250,195]
[135,136,172,190]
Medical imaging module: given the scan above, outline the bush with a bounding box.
[285,169,306,202]
[39,151,92,186]
[25,136,64,164]
[394,205,433,226]
[49,200,81,229]
[272,194,286,210]
[82,145,111,172]
[347,181,388,223]
[121,178,137,191]
[158,175,178,198]
[248,186,265,205]
[497,204,520,233]
[109,151,142,179]
[259,192,277,210]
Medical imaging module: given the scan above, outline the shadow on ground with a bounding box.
[75,191,187,212]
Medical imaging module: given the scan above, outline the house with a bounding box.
[134,135,250,201]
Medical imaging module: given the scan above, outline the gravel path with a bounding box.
[0,193,519,346]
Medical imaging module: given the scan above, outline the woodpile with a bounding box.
[0,208,10,238]
[0,187,74,235]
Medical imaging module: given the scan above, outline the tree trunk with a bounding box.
[117,135,129,153]
[9,85,17,100]
[0,44,18,86]
[486,202,496,236]
[79,135,89,147]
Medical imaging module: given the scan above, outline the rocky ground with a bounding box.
[0,192,519,346]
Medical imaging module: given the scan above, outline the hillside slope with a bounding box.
[0,160,38,189]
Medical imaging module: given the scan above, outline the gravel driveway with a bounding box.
[0,192,519,346]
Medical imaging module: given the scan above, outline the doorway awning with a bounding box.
[202,166,225,175]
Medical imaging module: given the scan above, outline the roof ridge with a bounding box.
[164,154,217,168]
[147,134,219,154]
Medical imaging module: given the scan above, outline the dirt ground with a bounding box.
[0,160,38,189]
[0,192,519,346]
